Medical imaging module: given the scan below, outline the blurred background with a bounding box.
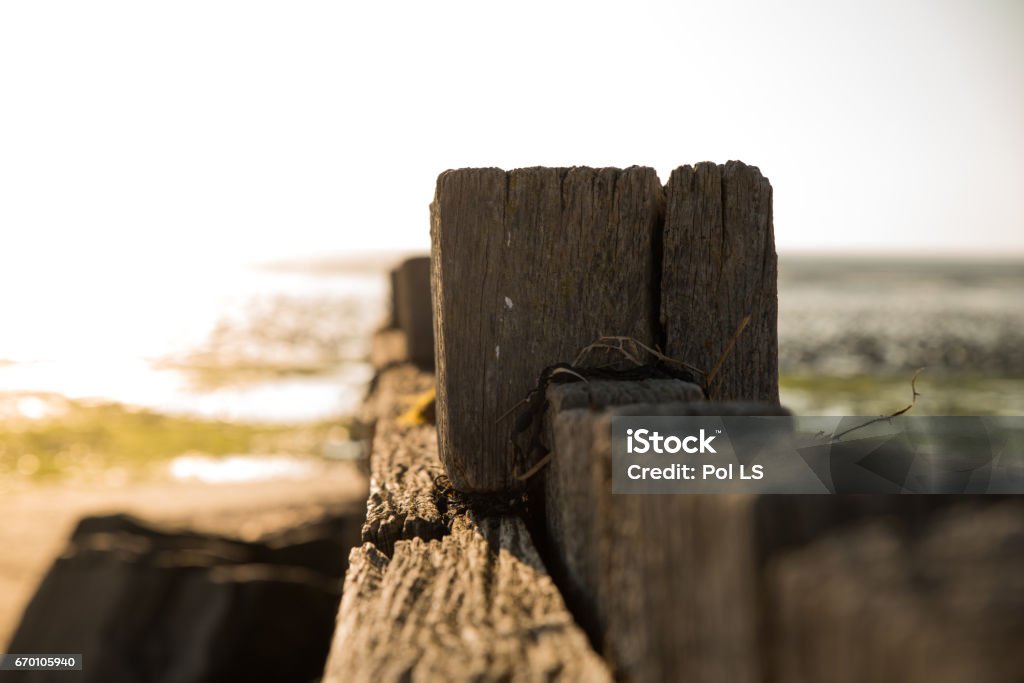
[0,0,1021,655]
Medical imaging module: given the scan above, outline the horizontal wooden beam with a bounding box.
[325,335,612,682]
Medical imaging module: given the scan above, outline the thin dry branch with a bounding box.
[573,335,704,376]
[515,453,553,481]
[705,316,751,398]
[831,367,926,442]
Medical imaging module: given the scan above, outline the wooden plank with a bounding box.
[430,166,664,492]
[323,515,612,683]
[326,336,611,682]
[661,161,778,402]
[543,387,790,683]
[359,360,444,557]
[766,500,1024,683]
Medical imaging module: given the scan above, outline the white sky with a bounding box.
[1,0,1022,273]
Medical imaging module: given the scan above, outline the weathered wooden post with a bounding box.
[543,393,789,683]
[430,166,665,492]
[430,163,778,492]
[662,161,778,402]
[387,267,400,329]
[393,256,434,370]
[328,165,1024,683]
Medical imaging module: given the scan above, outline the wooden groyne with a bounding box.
[323,165,1024,683]
[322,329,611,682]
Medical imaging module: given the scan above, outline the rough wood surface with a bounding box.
[359,362,444,557]
[324,515,612,683]
[326,331,612,682]
[430,166,664,492]
[395,256,434,369]
[543,388,789,683]
[766,501,1024,683]
[661,161,778,402]
[547,378,704,412]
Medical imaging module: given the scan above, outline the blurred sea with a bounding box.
[0,254,1021,425]
[778,257,1024,377]
[0,256,390,424]
[777,256,1024,416]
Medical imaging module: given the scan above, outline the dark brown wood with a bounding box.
[394,256,434,369]
[387,267,400,328]
[430,166,664,492]
[325,334,612,682]
[661,161,778,402]
[8,514,360,683]
[542,382,1023,682]
[543,385,790,683]
[766,501,1024,683]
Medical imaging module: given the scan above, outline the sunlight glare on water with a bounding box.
[0,253,388,422]
[168,453,325,484]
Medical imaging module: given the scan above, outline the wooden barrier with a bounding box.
[430,164,777,493]
[326,177,1024,681]
[543,385,789,683]
[542,386,1024,682]
[322,329,612,682]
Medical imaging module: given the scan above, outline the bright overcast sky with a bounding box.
[1,0,1022,270]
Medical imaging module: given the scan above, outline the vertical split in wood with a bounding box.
[431,167,664,492]
[431,162,777,491]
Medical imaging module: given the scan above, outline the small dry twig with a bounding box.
[573,335,704,376]
[830,367,926,441]
[704,315,751,398]
[515,453,553,481]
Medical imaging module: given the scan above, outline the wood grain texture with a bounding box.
[661,161,778,402]
[323,515,612,683]
[547,378,704,412]
[359,359,444,557]
[543,386,789,683]
[326,332,611,682]
[431,166,664,492]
